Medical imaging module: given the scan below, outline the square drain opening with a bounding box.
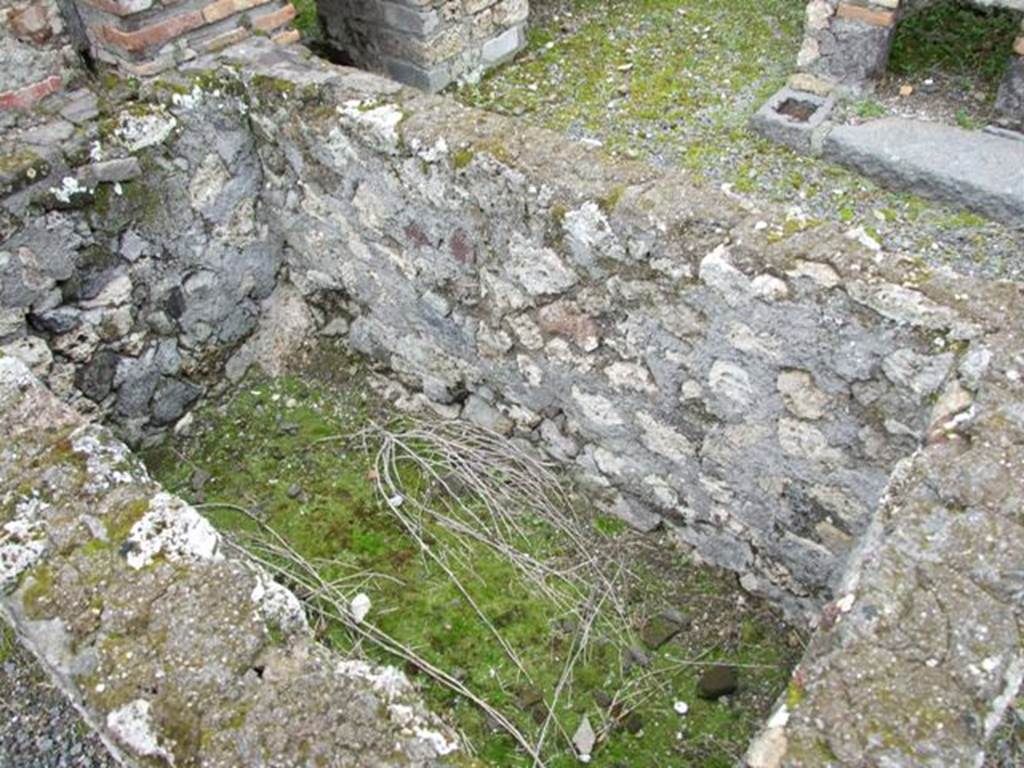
[777,97,820,122]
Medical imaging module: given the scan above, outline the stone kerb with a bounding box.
[318,0,528,91]
[0,355,458,767]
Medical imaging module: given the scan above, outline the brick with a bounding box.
[251,2,295,32]
[97,10,203,53]
[202,26,249,51]
[78,0,153,16]
[272,28,300,45]
[835,3,895,27]
[0,75,62,110]
[201,0,271,25]
[1014,36,1024,57]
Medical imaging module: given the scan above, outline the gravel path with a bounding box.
[0,632,118,768]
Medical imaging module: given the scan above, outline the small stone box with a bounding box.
[318,0,529,91]
[750,87,836,153]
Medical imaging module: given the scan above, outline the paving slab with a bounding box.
[824,117,1024,225]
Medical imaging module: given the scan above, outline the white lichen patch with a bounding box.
[113,107,177,152]
[414,725,459,756]
[336,659,412,701]
[71,426,143,494]
[124,493,222,570]
[250,571,308,635]
[0,497,49,587]
[337,100,404,154]
[49,176,90,204]
[106,699,174,764]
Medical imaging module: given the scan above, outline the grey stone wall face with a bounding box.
[0,91,281,445]
[318,0,528,91]
[201,43,986,620]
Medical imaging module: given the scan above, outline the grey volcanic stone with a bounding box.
[698,665,738,700]
[151,377,202,425]
[74,349,118,402]
[0,357,460,768]
[994,57,1024,131]
[824,117,1024,225]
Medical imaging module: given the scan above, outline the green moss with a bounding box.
[0,622,15,664]
[104,497,150,544]
[593,514,627,537]
[889,1,1020,91]
[21,565,55,619]
[786,679,805,708]
[597,185,626,213]
[452,147,475,170]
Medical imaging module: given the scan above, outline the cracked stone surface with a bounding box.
[0,356,458,767]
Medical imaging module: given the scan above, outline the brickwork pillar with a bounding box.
[73,0,299,76]
[791,0,902,96]
[1,0,78,111]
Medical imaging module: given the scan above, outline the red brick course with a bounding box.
[835,3,895,27]
[0,75,62,110]
[97,10,203,53]
[251,2,294,32]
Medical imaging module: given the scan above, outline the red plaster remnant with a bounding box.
[835,2,895,27]
[449,229,474,264]
[536,301,599,349]
[404,222,432,248]
[0,75,62,110]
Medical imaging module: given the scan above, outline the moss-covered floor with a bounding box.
[143,345,801,767]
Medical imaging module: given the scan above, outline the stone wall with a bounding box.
[318,0,528,91]
[0,0,81,113]
[74,0,300,76]
[1,37,1022,766]
[1,78,281,445]
[0,355,457,767]
[220,41,998,619]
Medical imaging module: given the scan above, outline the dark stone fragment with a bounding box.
[74,349,118,402]
[516,685,543,709]
[191,468,211,492]
[593,689,613,708]
[166,286,186,319]
[641,610,687,649]
[697,665,738,700]
[150,378,202,425]
[994,57,1024,130]
[624,712,643,734]
[29,306,81,334]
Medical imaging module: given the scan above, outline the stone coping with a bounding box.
[0,355,458,767]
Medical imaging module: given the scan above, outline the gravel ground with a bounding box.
[453,0,1024,281]
[0,630,118,768]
